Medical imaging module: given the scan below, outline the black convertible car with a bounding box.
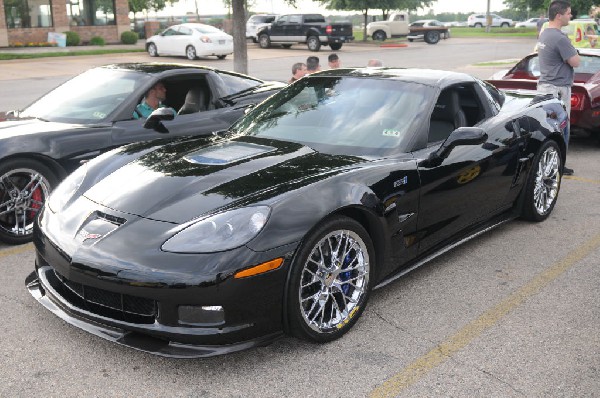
[27,68,567,357]
[0,63,284,244]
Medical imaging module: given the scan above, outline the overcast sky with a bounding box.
[170,0,508,16]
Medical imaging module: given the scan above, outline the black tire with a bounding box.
[258,34,271,49]
[282,44,292,49]
[424,30,440,44]
[408,38,414,42]
[520,140,562,222]
[286,216,374,343]
[307,36,321,51]
[147,43,158,57]
[372,30,387,41]
[0,158,58,244]
[329,43,342,51]
[217,55,227,59]
[186,45,197,60]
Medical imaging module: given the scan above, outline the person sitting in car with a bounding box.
[133,82,176,119]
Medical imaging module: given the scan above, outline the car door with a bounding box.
[176,25,194,55]
[413,83,526,254]
[156,27,180,55]
[287,14,303,41]
[270,15,288,40]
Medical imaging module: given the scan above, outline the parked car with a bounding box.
[515,17,546,28]
[367,12,410,41]
[0,63,285,244]
[256,13,354,51]
[468,13,513,28]
[146,23,233,60]
[407,20,451,43]
[537,19,599,48]
[246,14,279,43]
[487,49,600,140]
[27,68,567,358]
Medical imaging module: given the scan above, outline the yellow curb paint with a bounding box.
[370,232,600,398]
[0,243,34,258]
[563,176,600,184]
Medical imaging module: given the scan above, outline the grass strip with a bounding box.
[0,48,145,60]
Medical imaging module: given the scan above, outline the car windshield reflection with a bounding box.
[236,76,433,156]
[21,68,151,124]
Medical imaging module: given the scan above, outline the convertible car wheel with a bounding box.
[0,159,57,244]
[521,140,562,222]
[186,45,197,60]
[287,216,373,342]
[147,43,158,57]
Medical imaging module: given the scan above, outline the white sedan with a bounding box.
[146,23,233,60]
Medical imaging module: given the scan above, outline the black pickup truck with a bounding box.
[256,14,354,52]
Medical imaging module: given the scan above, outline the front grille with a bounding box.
[48,270,156,324]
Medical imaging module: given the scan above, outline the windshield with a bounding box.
[235,76,433,156]
[21,68,151,124]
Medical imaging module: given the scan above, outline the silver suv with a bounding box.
[246,14,279,42]
[468,14,513,28]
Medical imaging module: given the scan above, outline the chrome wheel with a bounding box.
[533,145,560,215]
[259,34,270,49]
[186,45,197,60]
[147,43,158,57]
[0,168,51,241]
[298,229,370,333]
[307,36,321,51]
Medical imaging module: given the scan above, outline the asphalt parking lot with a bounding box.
[0,37,598,397]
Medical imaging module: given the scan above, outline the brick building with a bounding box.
[0,0,130,47]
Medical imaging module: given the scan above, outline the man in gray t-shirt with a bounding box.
[536,0,580,175]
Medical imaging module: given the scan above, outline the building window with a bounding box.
[4,0,53,28]
[66,0,115,26]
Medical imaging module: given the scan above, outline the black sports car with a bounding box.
[27,68,567,358]
[0,63,284,244]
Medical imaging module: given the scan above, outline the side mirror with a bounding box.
[143,107,175,134]
[425,127,488,166]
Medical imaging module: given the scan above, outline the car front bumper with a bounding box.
[28,220,297,357]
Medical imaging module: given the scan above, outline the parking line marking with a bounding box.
[563,176,600,184]
[0,243,34,259]
[370,232,600,398]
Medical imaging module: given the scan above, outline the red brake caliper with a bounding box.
[28,187,43,220]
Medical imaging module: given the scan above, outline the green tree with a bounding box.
[503,0,598,17]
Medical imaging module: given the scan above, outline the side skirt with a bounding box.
[374,212,515,290]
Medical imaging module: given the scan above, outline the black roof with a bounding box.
[100,63,217,74]
[312,67,477,88]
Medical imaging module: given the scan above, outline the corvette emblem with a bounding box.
[79,230,102,241]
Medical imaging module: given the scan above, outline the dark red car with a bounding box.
[487,49,600,140]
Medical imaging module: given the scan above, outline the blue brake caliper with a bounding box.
[339,253,353,295]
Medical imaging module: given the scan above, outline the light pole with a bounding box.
[485,0,491,33]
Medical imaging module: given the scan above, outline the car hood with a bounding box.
[83,136,367,224]
[0,118,84,137]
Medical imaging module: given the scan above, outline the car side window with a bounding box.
[290,15,301,24]
[179,26,192,35]
[528,57,540,77]
[163,28,178,36]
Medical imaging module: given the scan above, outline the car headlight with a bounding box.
[162,206,270,253]
[47,162,88,213]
